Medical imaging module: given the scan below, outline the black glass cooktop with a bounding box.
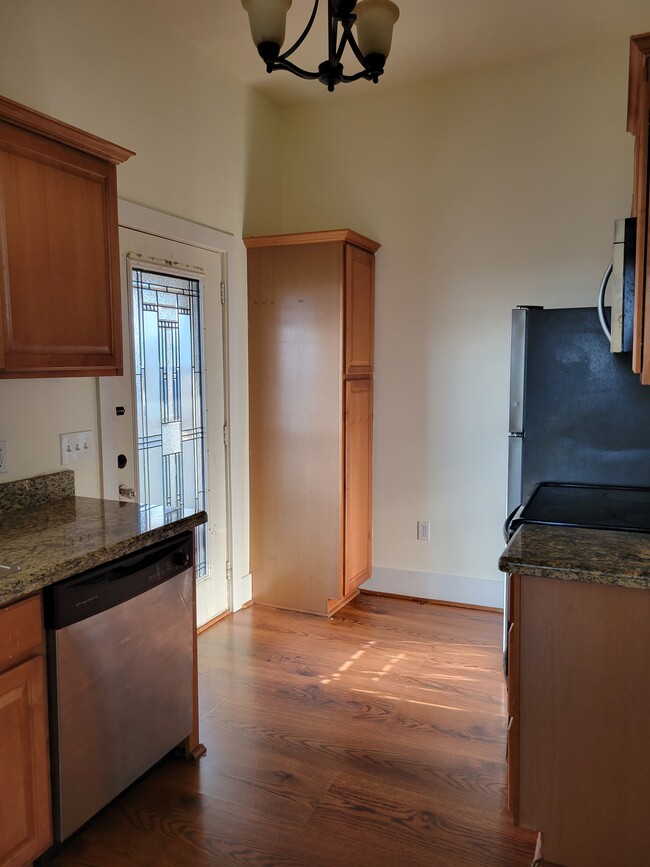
[509,482,650,534]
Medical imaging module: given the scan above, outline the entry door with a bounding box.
[98,225,229,627]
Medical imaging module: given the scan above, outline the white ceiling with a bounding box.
[144,0,650,106]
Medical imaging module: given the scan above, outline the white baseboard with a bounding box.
[364,566,504,610]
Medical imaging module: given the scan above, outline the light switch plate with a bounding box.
[60,431,94,465]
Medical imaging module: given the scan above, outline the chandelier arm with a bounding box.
[328,2,338,64]
[344,29,370,69]
[279,0,320,61]
[270,57,322,79]
[334,20,353,63]
[341,68,380,83]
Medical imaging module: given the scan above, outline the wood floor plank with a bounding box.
[307,771,537,866]
[49,594,537,866]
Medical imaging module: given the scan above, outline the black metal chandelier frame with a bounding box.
[256,0,386,92]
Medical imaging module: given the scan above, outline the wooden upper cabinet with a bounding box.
[627,34,650,382]
[0,96,134,378]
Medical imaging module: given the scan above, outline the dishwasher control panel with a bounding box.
[44,531,194,629]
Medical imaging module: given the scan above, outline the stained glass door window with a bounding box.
[131,267,208,577]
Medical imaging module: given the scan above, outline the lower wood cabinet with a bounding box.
[0,595,52,867]
[507,574,650,867]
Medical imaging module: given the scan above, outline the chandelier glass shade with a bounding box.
[241,0,400,92]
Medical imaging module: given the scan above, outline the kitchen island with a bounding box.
[500,523,650,867]
[0,471,207,866]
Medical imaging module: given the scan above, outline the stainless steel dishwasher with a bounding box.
[44,531,195,842]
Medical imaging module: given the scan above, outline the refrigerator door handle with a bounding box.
[507,432,523,515]
[509,308,527,433]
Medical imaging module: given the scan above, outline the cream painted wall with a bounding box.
[0,0,283,597]
[0,4,639,609]
[280,41,635,606]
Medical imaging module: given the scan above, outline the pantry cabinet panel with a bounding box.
[0,95,133,378]
[248,242,343,614]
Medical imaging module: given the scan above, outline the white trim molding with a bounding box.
[116,199,252,613]
[118,200,235,254]
[364,566,504,610]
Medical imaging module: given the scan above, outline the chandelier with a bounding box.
[241,0,400,92]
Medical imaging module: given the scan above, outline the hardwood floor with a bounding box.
[50,593,537,866]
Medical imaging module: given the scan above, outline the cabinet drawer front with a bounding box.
[0,595,43,673]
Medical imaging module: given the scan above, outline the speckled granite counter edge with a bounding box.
[498,557,650,590]
[0,510,208,607]
[499,524,650,591]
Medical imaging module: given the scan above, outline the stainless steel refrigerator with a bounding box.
[506,305,650,517]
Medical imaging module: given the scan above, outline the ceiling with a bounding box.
[144,0,650,106]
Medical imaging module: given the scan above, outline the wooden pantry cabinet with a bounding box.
[0,95,133,378]
[0,594,52,867]
[245,230,379,615]
[627,33,650,383]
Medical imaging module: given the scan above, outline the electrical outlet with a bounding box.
[417,520,431,542]
[0,440,7,474]
[60,431,94,466]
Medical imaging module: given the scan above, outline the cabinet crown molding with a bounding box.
[244,229,381,254]
[0,94,134,164]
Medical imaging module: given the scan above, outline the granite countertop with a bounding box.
[0,481,207,606]
[499,523,650,590]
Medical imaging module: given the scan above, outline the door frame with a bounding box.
[100,199,237,615]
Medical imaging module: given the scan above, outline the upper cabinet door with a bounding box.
[345,244,375,376]
[0,97,133,378]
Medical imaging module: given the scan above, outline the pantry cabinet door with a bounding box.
[344,378,373,596]
[344,245,374,376]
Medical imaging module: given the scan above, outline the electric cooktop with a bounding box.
[508,482,650,536]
